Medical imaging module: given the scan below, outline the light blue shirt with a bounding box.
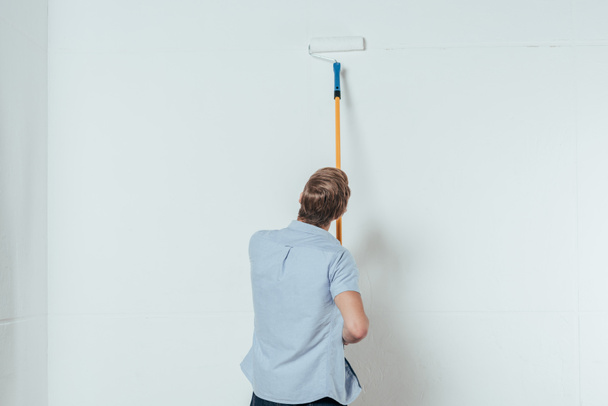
[241,220,362,405]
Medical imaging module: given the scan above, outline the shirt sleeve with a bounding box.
[329,249,360,299]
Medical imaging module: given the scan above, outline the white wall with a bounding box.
[47,1,608,405]
[0,1,48,405]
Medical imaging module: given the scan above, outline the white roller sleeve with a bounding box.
[308,37,365,53]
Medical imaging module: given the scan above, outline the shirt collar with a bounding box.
[288,220,333,238]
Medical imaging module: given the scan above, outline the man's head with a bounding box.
[297,167,351,229]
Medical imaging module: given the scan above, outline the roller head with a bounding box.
[308,36,365,53]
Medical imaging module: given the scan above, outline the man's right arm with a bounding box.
[335,291,369,344]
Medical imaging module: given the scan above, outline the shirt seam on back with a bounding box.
[254,233,346,257]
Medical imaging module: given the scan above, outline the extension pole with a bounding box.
[308,37,364,244]
[334,62,342,244]
[335,96,342,244]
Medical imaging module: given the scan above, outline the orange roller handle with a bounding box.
[335,96,342,244]
[335,97,341,169]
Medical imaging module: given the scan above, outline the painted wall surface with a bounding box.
[48,1,608,405]
[0,1,48,405]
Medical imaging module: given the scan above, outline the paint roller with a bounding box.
[308,37,365,244]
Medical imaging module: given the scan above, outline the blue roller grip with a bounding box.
[333,62,341,99]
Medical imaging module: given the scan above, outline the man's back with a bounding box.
[241,220,361,405]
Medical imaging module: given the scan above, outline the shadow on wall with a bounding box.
[0,197,17,404]
[0,321,16,405]
[348,225,422,406]
[340,69,423,405]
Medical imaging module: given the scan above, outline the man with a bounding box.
[241,167,369,406]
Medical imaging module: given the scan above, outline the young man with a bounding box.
[241,167,369,406]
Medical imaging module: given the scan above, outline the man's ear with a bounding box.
[299,192,302,204]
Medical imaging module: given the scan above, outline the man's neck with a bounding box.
[297,218,331,231]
